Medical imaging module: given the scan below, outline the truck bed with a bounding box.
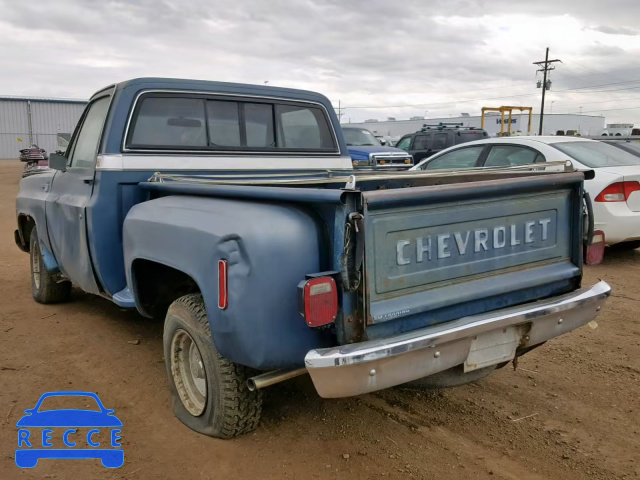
[139,163,585,346]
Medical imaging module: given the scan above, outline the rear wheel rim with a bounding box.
[31,242,41,290]
[170,329,207,416]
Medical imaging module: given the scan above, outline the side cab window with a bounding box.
[67,96,111,169]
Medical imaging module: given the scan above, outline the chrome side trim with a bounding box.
[95,154,353,171]
[305,281,610,398]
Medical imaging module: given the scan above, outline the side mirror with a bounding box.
[379,139,386,146]
[49,153,68,172]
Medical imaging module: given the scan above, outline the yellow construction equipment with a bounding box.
[481,106,533,136]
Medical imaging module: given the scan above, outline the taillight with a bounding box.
[298,277,338,327]
[595,181,640,202]
[218,259,228,309]
[585,230,605,265]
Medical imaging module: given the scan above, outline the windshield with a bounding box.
[553,141,640,168]
[342,128,380,146]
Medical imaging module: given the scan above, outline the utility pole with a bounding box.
[533,47,561,135]
[335,100,346,124]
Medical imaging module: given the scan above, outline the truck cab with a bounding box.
[15,78,609,439]
[342,127,413,168]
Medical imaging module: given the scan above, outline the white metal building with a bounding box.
[342,113,605,143]
[0,96,87,159]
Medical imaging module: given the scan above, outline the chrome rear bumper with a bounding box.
[305,281,611,398]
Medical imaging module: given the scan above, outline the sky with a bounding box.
[2,0,640,124]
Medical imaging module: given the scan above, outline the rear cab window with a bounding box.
[126,94,337,152]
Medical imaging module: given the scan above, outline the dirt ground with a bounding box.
[1,161,639,480]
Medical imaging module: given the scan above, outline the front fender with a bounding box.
[123,195,333,369]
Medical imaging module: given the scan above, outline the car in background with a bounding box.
[342,127,413,169]
[601,139,640,158]
[411,136,640,249]
[395,123,489,163]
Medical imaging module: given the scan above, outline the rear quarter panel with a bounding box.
[123,195,333,369]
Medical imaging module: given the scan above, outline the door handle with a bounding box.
[81,177,94,185]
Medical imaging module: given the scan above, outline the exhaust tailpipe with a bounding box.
[247,367,307,391]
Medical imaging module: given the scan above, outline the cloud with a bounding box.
[0,0,640,124]
[590,25,639,36]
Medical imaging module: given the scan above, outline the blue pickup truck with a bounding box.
[342,127,413,168]
[15,78,610,438]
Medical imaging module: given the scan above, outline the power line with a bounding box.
[552,95,640,109]
[342,79,640,111]
[333,80,535,108]
[555,78,640,93]
[567,105,640,115]
[338,75,640,119]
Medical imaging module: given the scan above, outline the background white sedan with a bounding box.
[411,136,640,248]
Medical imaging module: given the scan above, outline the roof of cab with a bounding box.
[93,77,333,105]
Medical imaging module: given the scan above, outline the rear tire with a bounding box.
[610,240,640,251]
[163,294,262,438]
[29,227,71,304]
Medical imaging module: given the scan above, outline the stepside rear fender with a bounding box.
[123,195,333,369]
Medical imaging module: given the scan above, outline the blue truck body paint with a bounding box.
[15,77,589,374]
[123,195,334,368]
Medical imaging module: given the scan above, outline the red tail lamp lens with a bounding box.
[595,181,640,202]
[585,230,605,265]
[302,277,338,327]
[218,259,228,310]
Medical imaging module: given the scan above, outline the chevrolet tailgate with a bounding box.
[361,172,585,335]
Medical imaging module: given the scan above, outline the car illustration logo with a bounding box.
[15,391,123,468]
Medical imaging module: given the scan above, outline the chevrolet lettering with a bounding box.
[396,218,553,266]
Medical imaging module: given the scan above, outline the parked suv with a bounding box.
[395,123,488,162]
